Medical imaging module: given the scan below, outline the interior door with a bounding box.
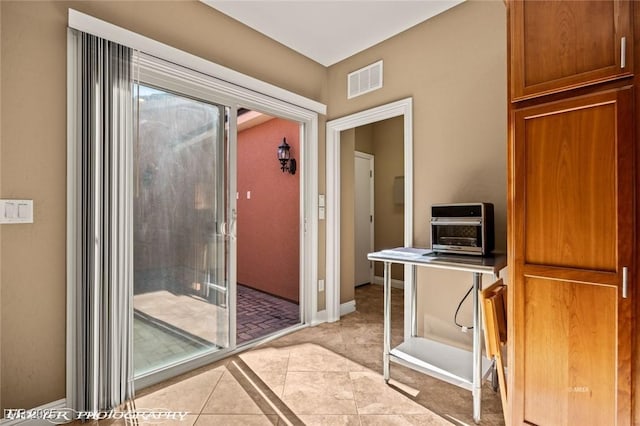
[354,152,374,286]
[132,83,233,377]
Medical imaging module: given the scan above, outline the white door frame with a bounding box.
[326,98,413,322]
[354,151,375,286]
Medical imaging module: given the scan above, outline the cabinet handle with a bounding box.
[622,266,628,299]
[621,37,627,69]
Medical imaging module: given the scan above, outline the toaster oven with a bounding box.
[430,203,494,256]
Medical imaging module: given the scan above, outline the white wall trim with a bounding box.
[67,9,326,115]
[340,300,356,316]
[373,275,405,289]
[1,399,67,426]
[325,98,414,322]
[312,309,328,325]
[303,116,320,328]
[65,29,78,413]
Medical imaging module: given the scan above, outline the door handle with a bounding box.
[621,37,627,69]
[229,218,237,240]
[622,266,628,299]
[229,209,237,239]
[219,221,228,236]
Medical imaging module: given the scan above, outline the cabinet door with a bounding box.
[510,0,633,100]
[510,87,633,425]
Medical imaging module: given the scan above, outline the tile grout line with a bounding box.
[342,324,364,426]
[282,348,291,400]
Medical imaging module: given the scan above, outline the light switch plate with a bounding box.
[0,199,33,224]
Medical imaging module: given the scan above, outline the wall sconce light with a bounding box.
[277,138,296,175]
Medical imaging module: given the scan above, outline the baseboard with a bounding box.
[373,276,405,289]
[340,300,356,316]
[2,398,67,426]
[311,302,354,324]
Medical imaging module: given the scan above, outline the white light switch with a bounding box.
[0,199,33,224]
[18,203,30,219]
[5,202,17,219]
[319,206,325,220]
[247,191,251,199]
[319,194,325,207]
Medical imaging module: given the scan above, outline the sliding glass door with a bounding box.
[132,84,231,377]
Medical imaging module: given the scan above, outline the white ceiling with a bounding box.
[201,1,465,67]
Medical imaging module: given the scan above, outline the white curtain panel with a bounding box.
[69,28,134,413]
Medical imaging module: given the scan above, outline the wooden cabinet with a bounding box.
[510,0,633,100]
[509,87,634,425]
[508,1,636,423]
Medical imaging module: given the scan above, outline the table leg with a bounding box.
[472,272,482,423]
[383,261,391,383]
[411,265,417,337]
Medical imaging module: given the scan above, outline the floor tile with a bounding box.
[296,414,361,425]
[359,414,452,425]
[135,367,223,414]
[201,371,272,415]
[281,371,357,415]
[195,414,278,425]
[240,346,290,373]
[287,343,349,372]
[350,371,431,415]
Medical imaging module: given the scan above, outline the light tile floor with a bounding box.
[100,285,505,426]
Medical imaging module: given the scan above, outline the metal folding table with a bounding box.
[367,248,507,423]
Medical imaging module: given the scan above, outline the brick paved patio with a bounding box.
[236,284,300,344]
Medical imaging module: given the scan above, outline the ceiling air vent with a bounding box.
[347,60,383,99]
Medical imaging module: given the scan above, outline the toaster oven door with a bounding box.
[431,218,484,255]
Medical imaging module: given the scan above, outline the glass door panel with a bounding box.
[133,84,229,377]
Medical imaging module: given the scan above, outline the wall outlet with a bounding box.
[318,279,325,292]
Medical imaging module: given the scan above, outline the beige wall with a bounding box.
[354,124,373,154]
[327,0,507,349]
[0,0,327,410]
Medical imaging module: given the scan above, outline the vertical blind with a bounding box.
[69,29,134,412]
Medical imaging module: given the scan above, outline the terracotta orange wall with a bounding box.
[237,118,300,302]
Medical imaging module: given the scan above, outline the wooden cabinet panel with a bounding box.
[523,277,617,426]
[510,87,634,425]
[510,0,633,100]
[521,95,616,271]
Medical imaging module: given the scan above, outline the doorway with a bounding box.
[235,109,302,344]
[326,98,414,324]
